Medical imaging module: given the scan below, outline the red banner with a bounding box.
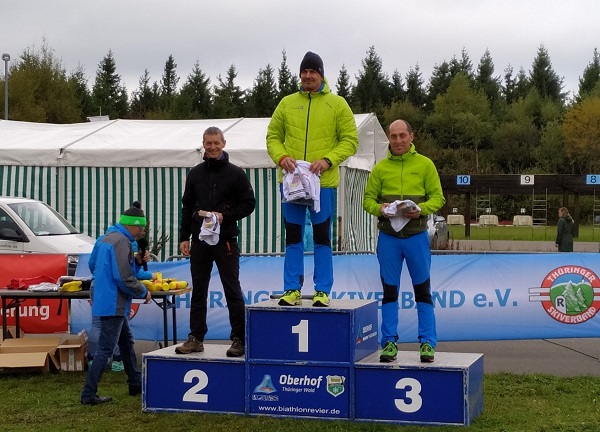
[0,254,69,333]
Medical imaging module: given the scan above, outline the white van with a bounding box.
[0,197,95,275]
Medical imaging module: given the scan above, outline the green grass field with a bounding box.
[449,224,600,243]
[0,371,599,431]
[2,224,599,431]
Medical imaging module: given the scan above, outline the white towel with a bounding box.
[28,282,60,292]
[383,200,421,232]
[198,212,220,245]
[282,160,321,212]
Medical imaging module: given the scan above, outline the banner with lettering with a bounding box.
[0,254,69,333]
[70,253,600,342]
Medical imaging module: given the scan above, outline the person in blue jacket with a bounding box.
[80,203,152,405]
[87,201,155,372]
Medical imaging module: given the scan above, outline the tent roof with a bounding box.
[0,114,388,169]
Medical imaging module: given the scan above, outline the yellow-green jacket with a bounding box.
[363,144,446,237]
[266,79,358,188]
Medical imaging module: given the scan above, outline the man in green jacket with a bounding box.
[363,119,445,363]
[267,51,358,307]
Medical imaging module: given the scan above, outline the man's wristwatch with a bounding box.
[323,157,332,168]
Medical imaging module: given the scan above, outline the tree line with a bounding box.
[2,42,600,177]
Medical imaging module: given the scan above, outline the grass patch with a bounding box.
[1,371,599,431]
[450,224,600,243]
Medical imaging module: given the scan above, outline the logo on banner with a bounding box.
[326,375,345,397]
[356,322,377,345]
[529,265,600,324]
[254,374,277,393]
[252,374,279,401]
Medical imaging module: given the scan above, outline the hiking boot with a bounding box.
[278,289,302,306]
[111,360,124,372]
[312,291,330,307]
[226,337,245,357]
[379,341,398,362]
[420,342,435,363]
[175,335,204,354]
[129,386,142,396]
[81,395,112,405]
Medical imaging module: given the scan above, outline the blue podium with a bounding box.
[355,351,483,426]
[246,299,378,419]
[143,344,245,414]
[247,299,379,364]
[142,298,484,425]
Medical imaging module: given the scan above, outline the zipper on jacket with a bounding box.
[399,156,404,199]
[208,163,216,210]
[303,93,312,161]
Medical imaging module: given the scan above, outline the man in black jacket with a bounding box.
[177,126,255,357]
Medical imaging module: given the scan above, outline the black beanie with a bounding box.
[119,201,147,226]
[299,51,324,77]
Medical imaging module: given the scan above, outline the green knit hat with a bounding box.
[119,201,147,227]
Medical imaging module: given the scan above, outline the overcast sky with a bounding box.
[2,0,599,103]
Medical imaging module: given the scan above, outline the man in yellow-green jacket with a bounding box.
[363,119,445,364]
[267,51,358,308]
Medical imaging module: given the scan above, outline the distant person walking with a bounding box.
[555,207,574,252]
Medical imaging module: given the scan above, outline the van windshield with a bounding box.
[8,201,80,236]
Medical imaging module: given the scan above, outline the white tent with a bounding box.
[0,114,387,169]
[0,114,388,257]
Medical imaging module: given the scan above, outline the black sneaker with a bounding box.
[175,335,204,354]
[226,337,245,357]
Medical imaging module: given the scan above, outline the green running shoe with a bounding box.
[312,291,330,307]
[420,342,435,363]
[279,289,302,306]
[111,360,124,372]
[379,341,398,362]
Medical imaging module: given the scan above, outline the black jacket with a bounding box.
[180,151,255,243]
[556,215,574,252]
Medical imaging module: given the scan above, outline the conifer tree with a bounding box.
[130,69,160,118]
[248,64,278,117]
[405,65,426,109]
[174,61,212,119]
[475,49,501,107]
[213,65,245,118]
[352,46,391,114]
[529,45,564,103]
[336,65,352,101]
[160,54,179,111]
[577,48,600,100]
[390,70,405,103]
[91,50,128,119]
[277,50,297,98]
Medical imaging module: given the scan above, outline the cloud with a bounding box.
[2,0,597,98]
